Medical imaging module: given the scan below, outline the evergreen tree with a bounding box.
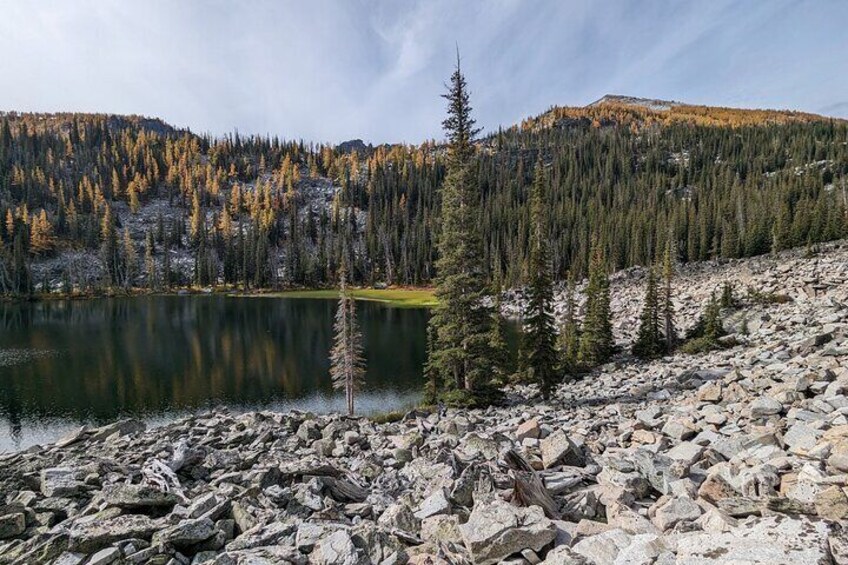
[557,272,579,372]
[122,228,137,290]
[488,274,513,384]
[145,231,157,290]
[633,266,662,359]
[661,240,678,353]
[578,239,614,366]
[522,159,559,399]
[330,264,366,416]
[425,55,495,405]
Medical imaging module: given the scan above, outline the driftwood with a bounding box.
[142,459,188,503]
[316,475,368,502]
[504,449,560,519]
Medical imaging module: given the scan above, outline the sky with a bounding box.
[0,0,846,144]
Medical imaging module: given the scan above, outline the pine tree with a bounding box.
[661,240,677,353]
[144,231,157,290]
[557,272,579,372]
[100,205,120,286]
[633,266,662,359]
[488,274,513,384]
[122,228,137,290]
[425,54,495,405]
[578,239,614,366]
[522,159,558,399]
[330,264,366,416]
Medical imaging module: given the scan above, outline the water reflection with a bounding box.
[0,296,431,451]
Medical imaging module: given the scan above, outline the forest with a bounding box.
[0,99,846,296]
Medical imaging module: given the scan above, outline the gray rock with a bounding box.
[783,423,819,454]
[102,483,178,510]
[652,496,702,531]
[40,467,84,498]
[572,528,632,564]
[310,529,366,565]
[379,502,420,533]
[665,442,704,467]
[153,517,216,549]
[414,488,451,520]
[86,547,121,565]
[541,430,583,468]
[750,397,782,417]
[0,512,25,539]
[674,515,831,564]
[69,514,160,553]
[459,499,556,565]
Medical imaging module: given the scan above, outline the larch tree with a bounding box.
[578,239,614,366]
[425,53,496,405]
[522,159,559,399]
[330,263,366,416]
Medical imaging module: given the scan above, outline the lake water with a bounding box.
[0,295,436,452]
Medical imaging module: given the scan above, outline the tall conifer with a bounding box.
[633,266,662,359]
[523,159,558,399]
[578,239,613,366]
[425,54,495,405]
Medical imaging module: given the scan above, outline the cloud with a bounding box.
[0,0,845,143]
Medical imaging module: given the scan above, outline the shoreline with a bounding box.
[0,286,438,308]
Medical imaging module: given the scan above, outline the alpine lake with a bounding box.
[0,292,519,452]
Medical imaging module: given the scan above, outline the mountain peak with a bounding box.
[588,94,684,111]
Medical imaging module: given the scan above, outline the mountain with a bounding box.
[520,94,840,133]
[0,95,846,295]
[588,94,684,110]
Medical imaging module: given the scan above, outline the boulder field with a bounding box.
[1,241,847,564]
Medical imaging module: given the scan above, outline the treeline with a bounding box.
[1,94,847,295]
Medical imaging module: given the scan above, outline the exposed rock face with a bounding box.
[0,241,846,564]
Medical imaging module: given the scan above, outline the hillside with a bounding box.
[0,96,846,295]
[521,94,841,131]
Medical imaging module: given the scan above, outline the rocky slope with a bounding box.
[1,242,847,564]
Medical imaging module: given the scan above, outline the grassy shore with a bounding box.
[247,288,437,308]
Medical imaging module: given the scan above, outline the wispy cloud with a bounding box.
[0,0,845,143]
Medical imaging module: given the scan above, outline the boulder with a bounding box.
[517,418,541,441]
[102,483,178,510]
[310,529,367,565]
[652,496,702,531]
[541,430,583,468]
[414,488,451,520]
[0,512,26,539]
[40,467,84,498]
[460,499,556,565]
[750,397,782,417]
[814,485,848,520]
[572,528,632,564]
[674,515,832,564]
[152,517,216,549]
[379,503,420,533]
[69,514,160,553]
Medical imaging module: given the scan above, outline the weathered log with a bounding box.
[317,476,368,502]
[504,449,560,519]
